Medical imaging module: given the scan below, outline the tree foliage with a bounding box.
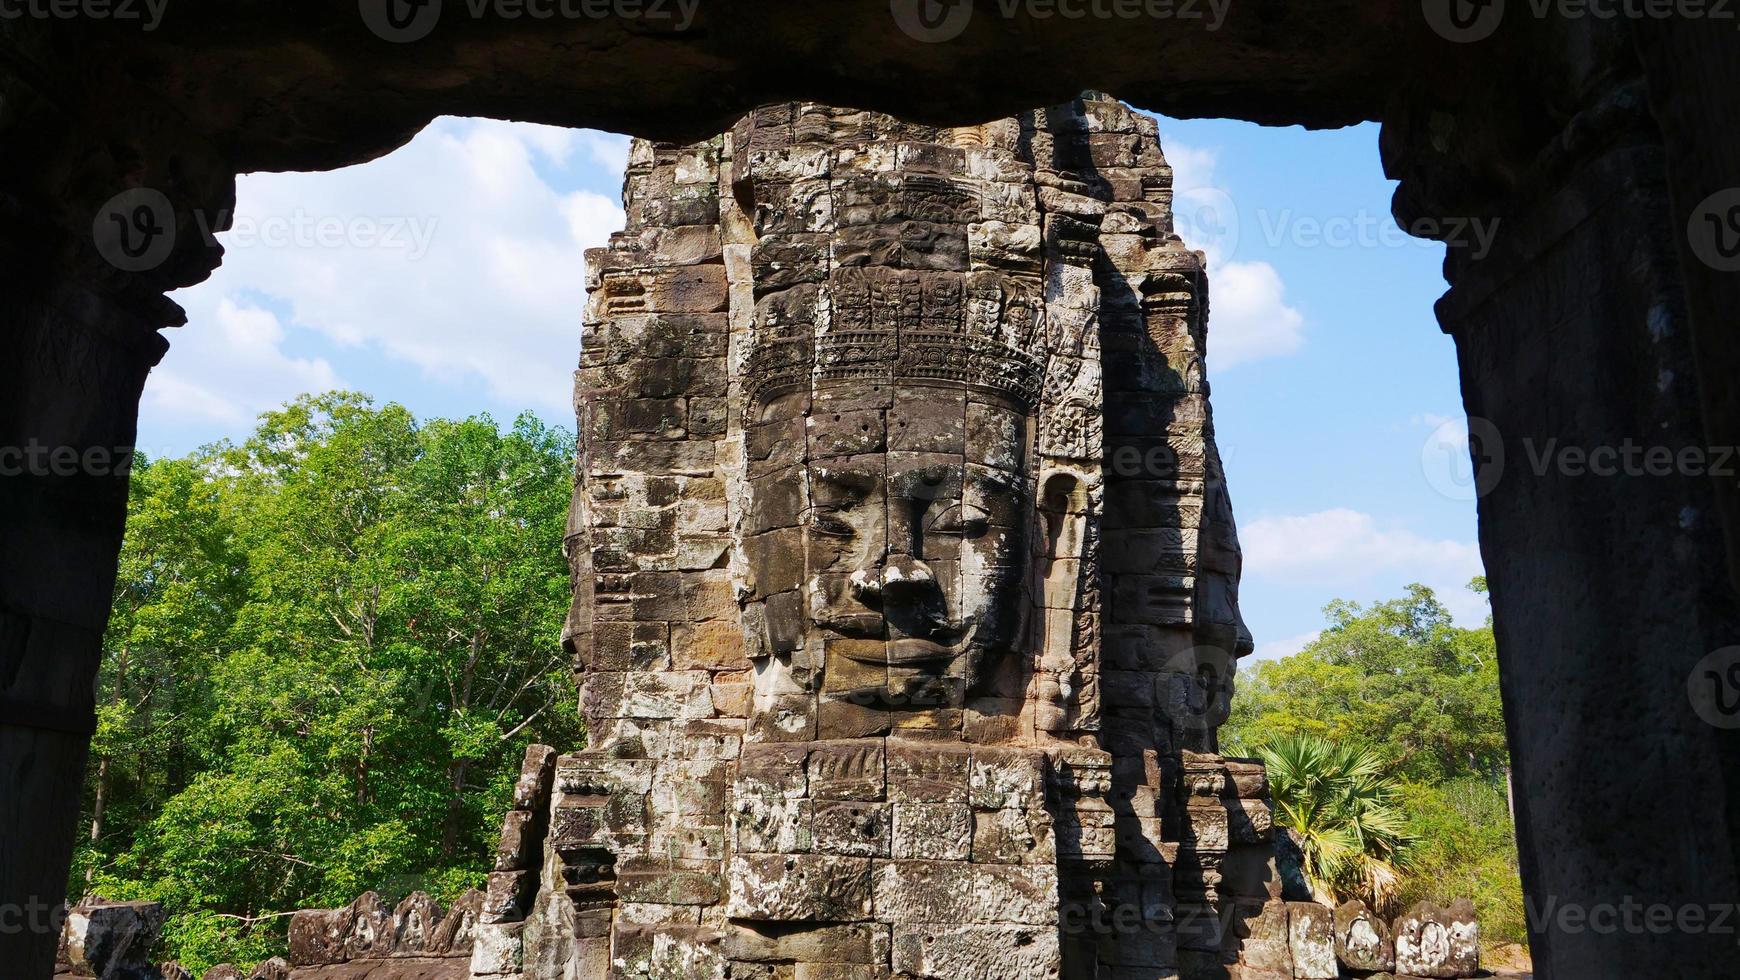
[74,393,581,973]
[1259,735,1411,911]
[1228,581,1526,946]
[1226,582,1506,784]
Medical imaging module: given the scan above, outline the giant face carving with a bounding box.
[742,382,1035,717]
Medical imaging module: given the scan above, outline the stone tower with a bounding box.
[478,94,1284,980]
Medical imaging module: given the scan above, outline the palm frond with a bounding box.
[1259,735,1414,913]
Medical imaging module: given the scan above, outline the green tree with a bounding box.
[1231,582,1524,949]
[77,393,581,973]
[1260,735,1412,911]
[1226,582,1506,783]
[79,454,247,891]
[1396,777,1528,944]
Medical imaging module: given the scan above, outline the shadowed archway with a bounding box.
[3,5,1739,977]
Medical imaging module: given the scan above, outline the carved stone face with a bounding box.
[742,383,1033,713]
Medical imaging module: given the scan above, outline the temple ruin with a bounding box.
[10,5,1739,977]
[506,93,1279,979]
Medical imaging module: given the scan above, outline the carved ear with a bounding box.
[1034,471,1091,734]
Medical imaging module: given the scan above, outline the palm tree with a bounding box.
[1259,735,1412,911]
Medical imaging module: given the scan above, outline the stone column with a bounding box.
[0,72,232,970]
[0,259,168,977]
[1434,110,1740,978]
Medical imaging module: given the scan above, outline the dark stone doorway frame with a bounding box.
[3,5,1738,977]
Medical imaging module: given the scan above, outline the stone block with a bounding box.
[493,809,535,871]
[617,865,725,906]
[1392,899,1479,978]
[968,747,1046,810]
[892,802,972,860]
[887,741,971,803]
[481,870,533,924]
[808,740,887,801]
[1334,899,1395,972]
[62,899,167,976]
[287,905,353,966]
[813,800,891,857]
[468,922,524,976]
[892,924,1062,980]
[718,921,889,963]
[1285,902,1336,979]
[725,854,874,921]
[511,743,557,810]
[873,861,1057,926]
[972,808,1055,865]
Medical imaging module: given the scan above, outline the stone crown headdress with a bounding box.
[743,272,1052,411]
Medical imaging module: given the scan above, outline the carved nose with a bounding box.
[850,555,936,605]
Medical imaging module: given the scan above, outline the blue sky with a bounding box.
[150,112,1486,661]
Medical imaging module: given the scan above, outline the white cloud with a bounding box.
[1164,139,1307,370]
[143,299,341,429]
[154,117,627,430]
[1165,143,1221,201]
[579,132,632,173]
[1242,508,1488,624]
[1208,260,1306,368]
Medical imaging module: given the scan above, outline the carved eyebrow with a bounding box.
[966,469,1019,494]
[810,467,878,498]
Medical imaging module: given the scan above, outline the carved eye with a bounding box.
[808,509,855,538]
[927,503,990,537]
